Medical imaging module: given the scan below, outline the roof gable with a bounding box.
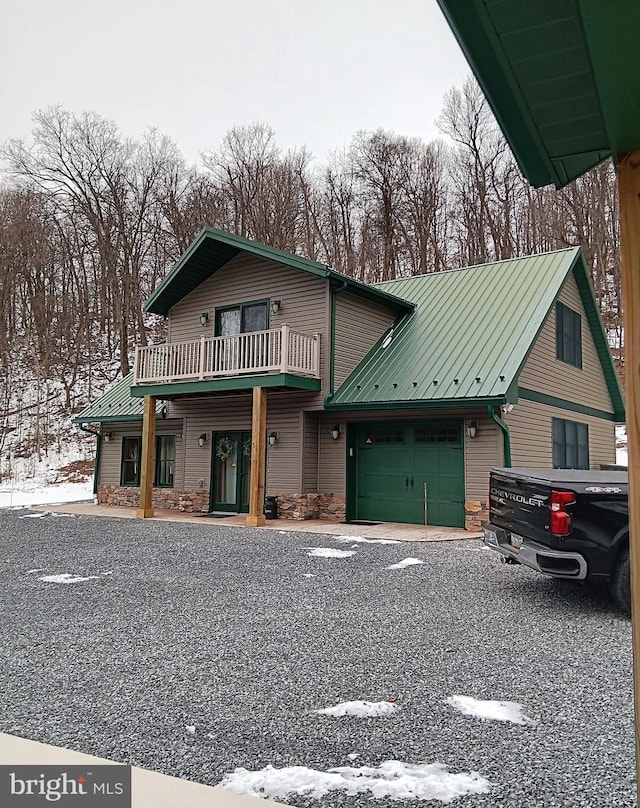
[436,0,640,188]
[327,248,624,419]
[145,227,413,316]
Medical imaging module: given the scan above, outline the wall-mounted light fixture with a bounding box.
[331,424,341,441]
[103,431,113,443]
[199,312,209,326]
[268,431,278,447]
[270,299,282,315]
[465,421,478,439]
[198,433,207,447]
[501,403,514,414]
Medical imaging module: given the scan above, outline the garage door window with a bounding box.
[365,429,404,444]
[415,427,459,443]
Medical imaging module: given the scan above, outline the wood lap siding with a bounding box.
[333,293,397,390]
[518,271,614,413]
[301,411,319,494]
[98,419,184,486]
[463,413,501,499]
[505,399,616,468]
[168,252,328,403]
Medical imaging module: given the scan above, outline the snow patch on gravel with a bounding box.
[220,760,491,802]
[315,700,398,718]
[386,557,424,570]
[38,573,100,584]
[306,547,356,558]
[446,695,533,725]
[337,536,401,545]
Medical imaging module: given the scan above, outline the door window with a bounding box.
[215,301,268,336]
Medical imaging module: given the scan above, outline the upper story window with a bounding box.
[120,435,175,487]
[556,301,582,368]
[216,300,268,336]
[552,418,589,469]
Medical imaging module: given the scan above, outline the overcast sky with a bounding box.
[1,0,470,166]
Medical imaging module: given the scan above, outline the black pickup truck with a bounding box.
[483,467,630,613]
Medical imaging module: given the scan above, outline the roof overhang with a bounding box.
[436,0,640,188]
[145,226,414,316]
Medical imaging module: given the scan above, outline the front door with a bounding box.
[210,431,252,512]
[355,421,465,527]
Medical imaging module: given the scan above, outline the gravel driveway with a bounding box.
[0,510,634,807]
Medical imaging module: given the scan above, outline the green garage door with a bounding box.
[356,421,464,527]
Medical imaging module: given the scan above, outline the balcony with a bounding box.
[133,326,320,386]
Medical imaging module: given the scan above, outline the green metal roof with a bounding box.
[72,374,166,424]
[145,226,414,316]
[436,0,640,188]
[327,248,624,420]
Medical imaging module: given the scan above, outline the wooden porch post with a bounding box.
[246,386,267,527]
[136,395,156,519]
[617,150,640,773]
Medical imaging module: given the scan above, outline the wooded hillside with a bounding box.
[0,79,622,474]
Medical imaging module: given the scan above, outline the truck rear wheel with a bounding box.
[610,547,631,616]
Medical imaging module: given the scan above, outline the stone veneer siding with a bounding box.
[98,485,209,512]
[98,485,481,529]
[269,493,346,521]
[465,500,489,531]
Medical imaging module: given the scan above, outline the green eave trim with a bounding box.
[324,396,504,412]
[145,226,414,316]
[72,414,145,425]
[519,388,618,422]
[131,374,321,398]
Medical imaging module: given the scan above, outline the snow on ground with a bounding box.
[306,547,356,559]
[0,437,94,510]
[386,557,424,570]
[314,700,398,718]
[446,695,533,725]
[0,480,93,510]
[337,536,401,545]
[38,573,100,584]
[220,760,491,803]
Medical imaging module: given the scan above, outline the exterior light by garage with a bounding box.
[197,433,207,447]
[268,431,278,447]
[103,431,113,443]
[465,421,478,439]
[331,424,341,441]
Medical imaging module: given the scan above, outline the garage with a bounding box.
[355,420,465,527]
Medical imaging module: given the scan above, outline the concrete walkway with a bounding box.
[0,734,284,807]
[32,502,481,543]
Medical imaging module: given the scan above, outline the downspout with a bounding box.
[488,405,512,467]
[328,279,349,397]
[78,424,101,496]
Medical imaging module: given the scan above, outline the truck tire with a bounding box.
[610,547,631,616]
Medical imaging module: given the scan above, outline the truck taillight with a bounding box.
[550,490,575,536]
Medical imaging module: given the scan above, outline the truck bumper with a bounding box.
[483,522,588,580]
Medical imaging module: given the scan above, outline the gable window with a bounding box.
[556,301,582,368]
[215,300,269,336]
[552,418,589,469]
[120,435,176,487]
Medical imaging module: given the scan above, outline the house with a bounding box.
[73,227,625,530]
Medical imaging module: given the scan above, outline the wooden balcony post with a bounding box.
[136,395,156,519]
[280,324,290,373]
[617,150,640,774]
[246,386,267,527]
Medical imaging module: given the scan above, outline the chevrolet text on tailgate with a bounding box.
[483,467,630,614]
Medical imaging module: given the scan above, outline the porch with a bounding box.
[133,326,320,386]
